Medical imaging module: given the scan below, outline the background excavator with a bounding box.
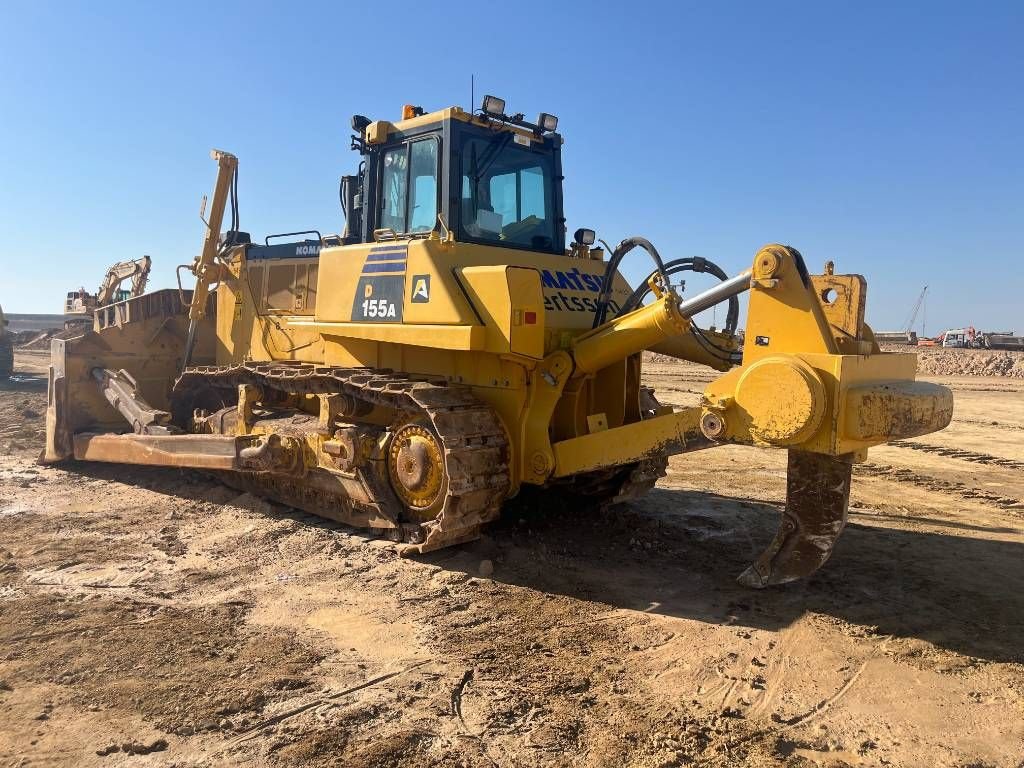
[63,256,151,329]
[42,98,953,587]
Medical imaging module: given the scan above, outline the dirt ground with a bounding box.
[1,348,1022,768]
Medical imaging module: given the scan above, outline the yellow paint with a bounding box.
[732,356,825,446]
[699,246,951,456]
[573,293,687,375]
[45,137,953,514]
[293,320,485,351]
[552,408,702,477]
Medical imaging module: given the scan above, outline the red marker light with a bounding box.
[524,311,537,325]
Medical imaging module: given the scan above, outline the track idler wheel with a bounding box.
[737,450,854,588]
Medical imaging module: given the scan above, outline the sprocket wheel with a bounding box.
[387,423,446,516]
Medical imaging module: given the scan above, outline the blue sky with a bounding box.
[1,1,1021,334]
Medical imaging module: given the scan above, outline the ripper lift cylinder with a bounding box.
[572,270,754,375]
[572,295,688,374]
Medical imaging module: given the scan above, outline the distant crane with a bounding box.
[902,285,928,336]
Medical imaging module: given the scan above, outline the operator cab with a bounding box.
[342,97,566,255]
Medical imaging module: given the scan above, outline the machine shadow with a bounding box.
[57,461,1023,665]
[0,372,48,393]
[424,487,1024,665]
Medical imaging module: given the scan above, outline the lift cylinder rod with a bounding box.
[677,270,752,318]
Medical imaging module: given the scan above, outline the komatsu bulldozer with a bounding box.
[42,98,953,586]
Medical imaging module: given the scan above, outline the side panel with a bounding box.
[315,239,633,349]
[216,248,324,365]
[459,265,545,359]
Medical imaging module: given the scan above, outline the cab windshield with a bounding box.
[460,135,556,251]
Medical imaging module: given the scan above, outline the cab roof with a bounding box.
[370,106,551,147]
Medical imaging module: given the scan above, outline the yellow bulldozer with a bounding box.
[42,98,953,586]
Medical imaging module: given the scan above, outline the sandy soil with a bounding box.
[1,348,1022,767]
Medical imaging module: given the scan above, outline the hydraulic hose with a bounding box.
[618,256,741,336]
[591,237,669,328]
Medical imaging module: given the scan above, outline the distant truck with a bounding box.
[934,327,1023,350]
[982,332,1024,351]
[941,327,981,348]
[63,287,100,329]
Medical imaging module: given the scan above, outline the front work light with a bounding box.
[574,228,596,246]
[482,95,506,116]
[537,112,558,132]
[351,114,371,133]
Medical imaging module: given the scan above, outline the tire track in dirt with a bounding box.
[744,619,812,721]
[892,440,1024,470]
[953,417,1024,432]
[855,463,1024,511]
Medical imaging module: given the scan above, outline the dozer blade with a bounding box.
[738,450,853,588]
[42,289,215,464]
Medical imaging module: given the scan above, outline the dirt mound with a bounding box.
[651,346,1024,378]
[14,327,80,350]
[881,345,1024,378]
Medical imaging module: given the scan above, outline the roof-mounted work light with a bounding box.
[537,113,558,133]
[481,95,506,117]
[574,228,596,246]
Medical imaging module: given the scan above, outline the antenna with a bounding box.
[470,74,474,113]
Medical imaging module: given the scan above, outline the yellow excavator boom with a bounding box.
[96,255,152,306]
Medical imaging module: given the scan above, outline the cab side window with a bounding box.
[380,147,408,233]
[378,138,439,235]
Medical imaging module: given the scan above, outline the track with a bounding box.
[175,363,511,552]
[173,363,675,549]
[551,387,679,507]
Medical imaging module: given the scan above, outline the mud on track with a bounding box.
[1,350,1022,767]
